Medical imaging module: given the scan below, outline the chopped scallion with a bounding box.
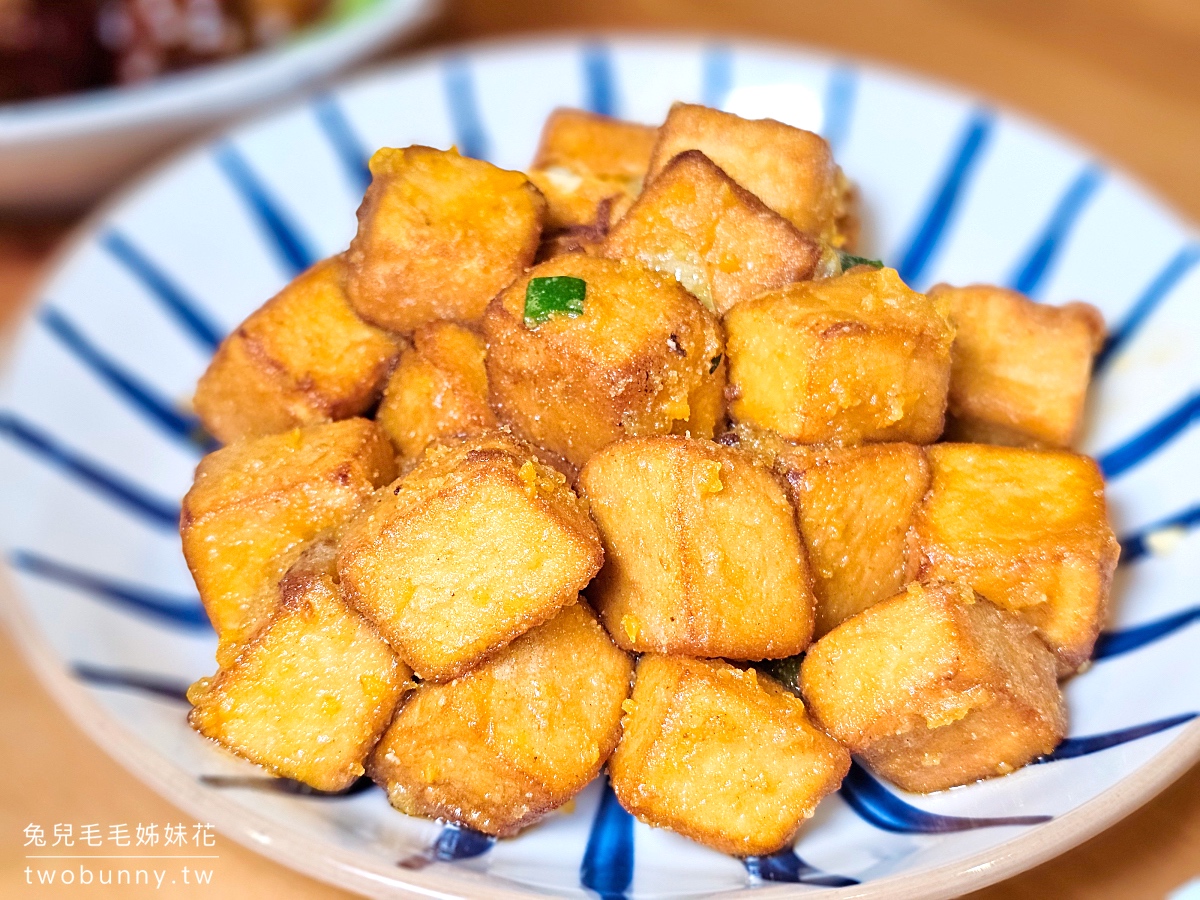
[524,276,587,326]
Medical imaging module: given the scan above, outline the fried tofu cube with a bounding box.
[338,432,603,680]
[912,443,1119,675]
[775,441,930,637]
[610,655,849,856]
[601,150,820,316]
[724,267,954,444]
[188,541,412,792]
[647,102,854,246]
[580,435,815,659]
[483,255,725,469]
[345,146,546,333]
[929,284,1105,448]
[194,257,403,444]
[800,581,1066,792]
[375,321,496,460]
[181,419,397,654]
[369,601,633,836]
[528,107,658,232]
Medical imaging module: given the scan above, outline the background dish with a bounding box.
[1,36,1198,900]
[0,0,437,211]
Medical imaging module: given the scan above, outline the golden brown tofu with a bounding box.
[601,150,820,316]
[375,321,496,460]
[647,102,854,246]
[776,441,930,637]
[345,146,546,333]
[338,432,603,680]
[929,284,1105,448]
[483,255,725,469]
[188,541,412,792]
[800,581,1066,792]
[194,257,403,444]
[912,443,1119,675]
[181,419,397,655]
[610,655,850,856]
[528,108,658,232]
[580,435,815,659]
[724,267,954,445]
[369,601,633,836]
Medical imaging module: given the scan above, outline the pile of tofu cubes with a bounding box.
[180,102,1119,857]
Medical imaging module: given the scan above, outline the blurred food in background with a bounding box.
[0,0,332,103]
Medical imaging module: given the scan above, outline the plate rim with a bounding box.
[3,32,1199,900]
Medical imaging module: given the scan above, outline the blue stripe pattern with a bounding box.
[0,414,180,529]
[895,109,994,288]
[1117,504,1200,565]
[39,308,214,453]
[1098,392,1200,479]
[839,763,1050,833]
[582,44,617,117]
[442,57,489,161]
[701,44,733,109]
[73,662,191,702]
[14,551,208,629]
[433,824,495,861]
[580,778,634,900]
[1095,606,1200,661]
[1096,243,1200,372]
[1007,164,1103,297]
[312,93,372,194]
[1037,714,1197,763]
[101,231,224,352]
[744,850,858,886]
[821,65,858,154]
[214,143,316,277]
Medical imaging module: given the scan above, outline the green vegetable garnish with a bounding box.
[759,655,804,696]
[524,276,587,326]
[837,250,885,271]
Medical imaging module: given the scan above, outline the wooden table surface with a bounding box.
[2,1,1198,897]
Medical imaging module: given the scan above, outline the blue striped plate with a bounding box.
[1,37,1197,900]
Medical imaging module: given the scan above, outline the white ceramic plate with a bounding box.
[0,0,437,210]
[2,36,1198,900]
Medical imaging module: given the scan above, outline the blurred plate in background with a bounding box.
[0,0,437,211]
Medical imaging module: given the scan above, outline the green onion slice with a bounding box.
[837,250,885,271]
[524,276,587,326]
[760,655,804,695]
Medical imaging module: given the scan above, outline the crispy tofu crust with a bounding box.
[375,321,496,460]
[912,443,1120,675]
[647,102,853,246]
[610,655,850,856]
[345,146,546,333]
[533,108,659,177]
[724,267,954,444]
[580,435,816,659]
[483,254,725,469]
[194,256,403,444]
[337,431,604,680]
[528,108,658,232]
[801,581,1067,792]
[601,150,820,315]
[180,419,397,654]
[774,441,931,637]
[188,542,412,792]
[368,601,633,836]
[930,284,1105,448]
